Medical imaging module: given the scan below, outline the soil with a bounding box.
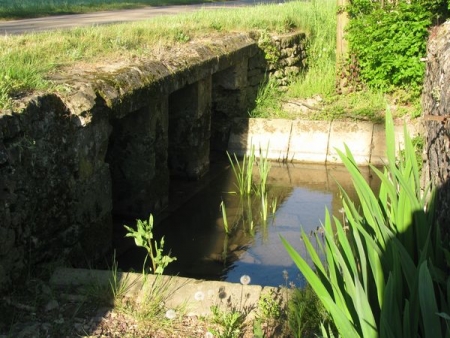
[0,274,286,338]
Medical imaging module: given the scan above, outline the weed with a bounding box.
[287,285,329,338]
[210,305,244,338]
[124,214,177,274]
[249,78,284,119]
[258,289,282,320]
[108,252,136,302]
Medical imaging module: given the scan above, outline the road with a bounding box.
[0,0,282,35]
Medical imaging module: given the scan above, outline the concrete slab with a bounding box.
[327,121,373,165]
[50,267,282,319]
[289,120,331,163]
[229,118,293,161]
[370,123,388,166]
[228,118,422,166]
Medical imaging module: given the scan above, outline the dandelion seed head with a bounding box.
[194,291,205,301]
[240,274,251,285]
[205,332,214,338]
[165,309,177,320]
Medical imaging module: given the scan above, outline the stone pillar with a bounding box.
[168,76,212,180]
[211,61,249,151]
[106,98,170,218]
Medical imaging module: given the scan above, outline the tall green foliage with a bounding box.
[283,109,450,337]
[346,3,431,95]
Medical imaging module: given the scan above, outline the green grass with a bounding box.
[0,0,336,110]
[0,0,217,20]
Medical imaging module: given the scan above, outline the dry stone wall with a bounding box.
[0,31,307,292]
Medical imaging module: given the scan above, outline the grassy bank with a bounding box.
[0,0,216,19]
[0,0,336,110]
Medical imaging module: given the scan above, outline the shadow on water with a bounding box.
[115,160,380,287]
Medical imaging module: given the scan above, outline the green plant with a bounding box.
[287,285,330,338]
[347,3,431,96]
[250,78,280,119]
[282,109,450,337]
[256,143,271,196]
[82,252,134,305]
[124,214,177,274]
[175,30,190,42]
[227,148,255,196]
[210,305,244,338]
[258,289,282,320]
[119,274,181,332]
[108,251,135,302]
[257,30,280,66]
[220,200,230,234]
[253,318,265,338]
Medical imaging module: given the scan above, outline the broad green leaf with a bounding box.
[419,261,442,338]
[380,273,401,338]
[354,277,378,338]
[282,236,362,337]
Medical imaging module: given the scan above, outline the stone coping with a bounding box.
[228,118,423,165]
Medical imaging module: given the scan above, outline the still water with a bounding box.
[117,162,379,288]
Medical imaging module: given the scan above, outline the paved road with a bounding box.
[0,0,280,35]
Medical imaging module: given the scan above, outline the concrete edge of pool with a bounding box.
[50,267,286,320]
[228,118,423,165]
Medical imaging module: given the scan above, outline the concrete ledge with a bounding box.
[228,118,423,165]
[50,268,281,318]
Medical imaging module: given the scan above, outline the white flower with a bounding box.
[240,275,251,285]
[165,309,177,320]
[194,291,205,301]
[205,332,214,338]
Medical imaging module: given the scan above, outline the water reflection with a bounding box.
[117,162,379,287]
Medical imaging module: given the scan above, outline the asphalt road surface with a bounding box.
[0,0,284,35]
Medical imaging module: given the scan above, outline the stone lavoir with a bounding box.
[0,31,307,291]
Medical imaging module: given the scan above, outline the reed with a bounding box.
[227,147,255,196]
[220,200,230,234]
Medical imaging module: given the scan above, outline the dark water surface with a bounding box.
[116,162,379,287]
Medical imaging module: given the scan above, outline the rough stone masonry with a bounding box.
[0,31,306,292]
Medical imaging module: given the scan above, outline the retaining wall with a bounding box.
[0,31,307,292]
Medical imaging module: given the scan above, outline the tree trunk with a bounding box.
[422,24,450,232]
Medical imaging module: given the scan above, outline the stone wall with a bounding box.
[0,31,307,292]
[422,21,450,232]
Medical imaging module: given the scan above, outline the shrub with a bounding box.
[346,3,431,95]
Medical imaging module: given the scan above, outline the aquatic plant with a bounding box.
[220,201,230,234]
[227,147,255,196]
